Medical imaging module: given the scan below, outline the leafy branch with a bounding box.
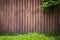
[38,0,60,12]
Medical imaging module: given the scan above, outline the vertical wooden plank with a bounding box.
[57,7,59,32]
[6,0,8,32]
[24,0,28,33]
[47,12,50,33]
[35,0,39,33]
[48,10,50,33]
[23,0,25,33]
[49,11,53,33]
[22,0,24,33]
[41,0,44,33]
[0,0,2,32]
[19,0,23,33]
[52,9,54,33]
[1,0,3,31]
[26,0,28,33]
[27,0,31,32]
[32,0,36,32]
[11,0,16,33]
[18,0,20,32]
[7,0,10,32]
[30,0,33,32]
[34,0,36,32]
[39,0,42,33]
[52,8,56,33]
[2,0,4,32]
[15,0,19,33]
[3,0,8,32]
[55,8,57,32]
[44,12,48,33]
[22,0,26,33]
[9,0,11,32]
[44,12,46,33]
[11,0,13,32]
[38,0,41,33]
[37,0,39,33]
[23,0,27,33]
[18,0,20,33]
[30,0,31,32]
[15,0,17,33]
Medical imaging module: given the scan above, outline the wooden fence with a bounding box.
[0,0,60,33]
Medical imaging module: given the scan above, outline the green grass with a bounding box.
[0,32,60,40]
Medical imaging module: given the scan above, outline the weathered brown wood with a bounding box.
[0,0,59,33]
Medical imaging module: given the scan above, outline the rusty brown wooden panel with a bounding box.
[38,0,41,33]
[32,0,35,32]
[0,0,59,33]
[35,0,39,32]
[24,0,28,33]
[20,0,23,33]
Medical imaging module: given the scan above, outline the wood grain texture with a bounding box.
[0,0,59,33]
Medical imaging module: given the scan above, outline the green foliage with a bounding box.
[38,0,60,12]
[0,32,60,40]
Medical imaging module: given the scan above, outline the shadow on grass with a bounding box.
[0,32,19,36]
[45,32,60,40]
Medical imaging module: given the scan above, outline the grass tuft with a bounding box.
[0,32,60,40]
